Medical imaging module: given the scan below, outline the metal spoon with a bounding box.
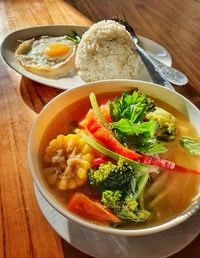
[136,44,175,91]
[149,55,188,86]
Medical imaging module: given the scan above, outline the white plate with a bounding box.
[1,25,172,90]
[34,185,200,258]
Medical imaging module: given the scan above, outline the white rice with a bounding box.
[75,20,141,82]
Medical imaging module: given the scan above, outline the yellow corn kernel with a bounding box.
[66,134,74,140]
[45,145,55,155]
[77,167,87,179]
[79,160,91,170]
[82,153,93,162]
[67,179,77,189]
[67,134,79,143]
[66,135,80,151]
[49,139,59,149]
[56,135,67,149]
[82,144,92,154]
[56,179,68,190]
[77,138,86,150]
[75,176,85,186]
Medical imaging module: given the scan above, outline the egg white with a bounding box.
[15,36,76,78]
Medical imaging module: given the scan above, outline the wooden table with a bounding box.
[0,0,199,257]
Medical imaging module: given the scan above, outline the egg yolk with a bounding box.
[45,43,70,58]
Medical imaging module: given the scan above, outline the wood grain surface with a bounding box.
[0,0,199,258]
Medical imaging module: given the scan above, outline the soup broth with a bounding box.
[40,92,200,229]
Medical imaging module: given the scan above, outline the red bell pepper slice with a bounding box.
[82,116,200,175]
[93,157,114,166]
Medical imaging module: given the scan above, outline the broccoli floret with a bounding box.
[89,157,151,223]
[101,190,123,209]
[117,207,151,222]
[88,158,135,190]
[146,107,176,142]
[102,190,151,222]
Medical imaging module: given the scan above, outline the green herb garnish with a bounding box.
[65,31,81,44]
[109,90,167,155]
[179,137,200,156]
[110,90,156,123]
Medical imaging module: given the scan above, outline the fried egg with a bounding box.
[15,36,76,79]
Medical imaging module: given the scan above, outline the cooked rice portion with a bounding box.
[75,20,140,82]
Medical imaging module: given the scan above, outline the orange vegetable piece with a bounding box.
[68,192,121,223]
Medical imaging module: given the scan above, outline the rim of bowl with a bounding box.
[28,79,200,237]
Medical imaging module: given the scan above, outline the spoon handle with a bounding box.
[136,44,175,91]
[149,55,188,86]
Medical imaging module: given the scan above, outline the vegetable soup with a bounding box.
[40,90,200,229]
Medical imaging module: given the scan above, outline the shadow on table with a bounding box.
[19,76,63,113]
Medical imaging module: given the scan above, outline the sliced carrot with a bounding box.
[68,192,121,223]
[79,105,111,128]
[85,117,141,160]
